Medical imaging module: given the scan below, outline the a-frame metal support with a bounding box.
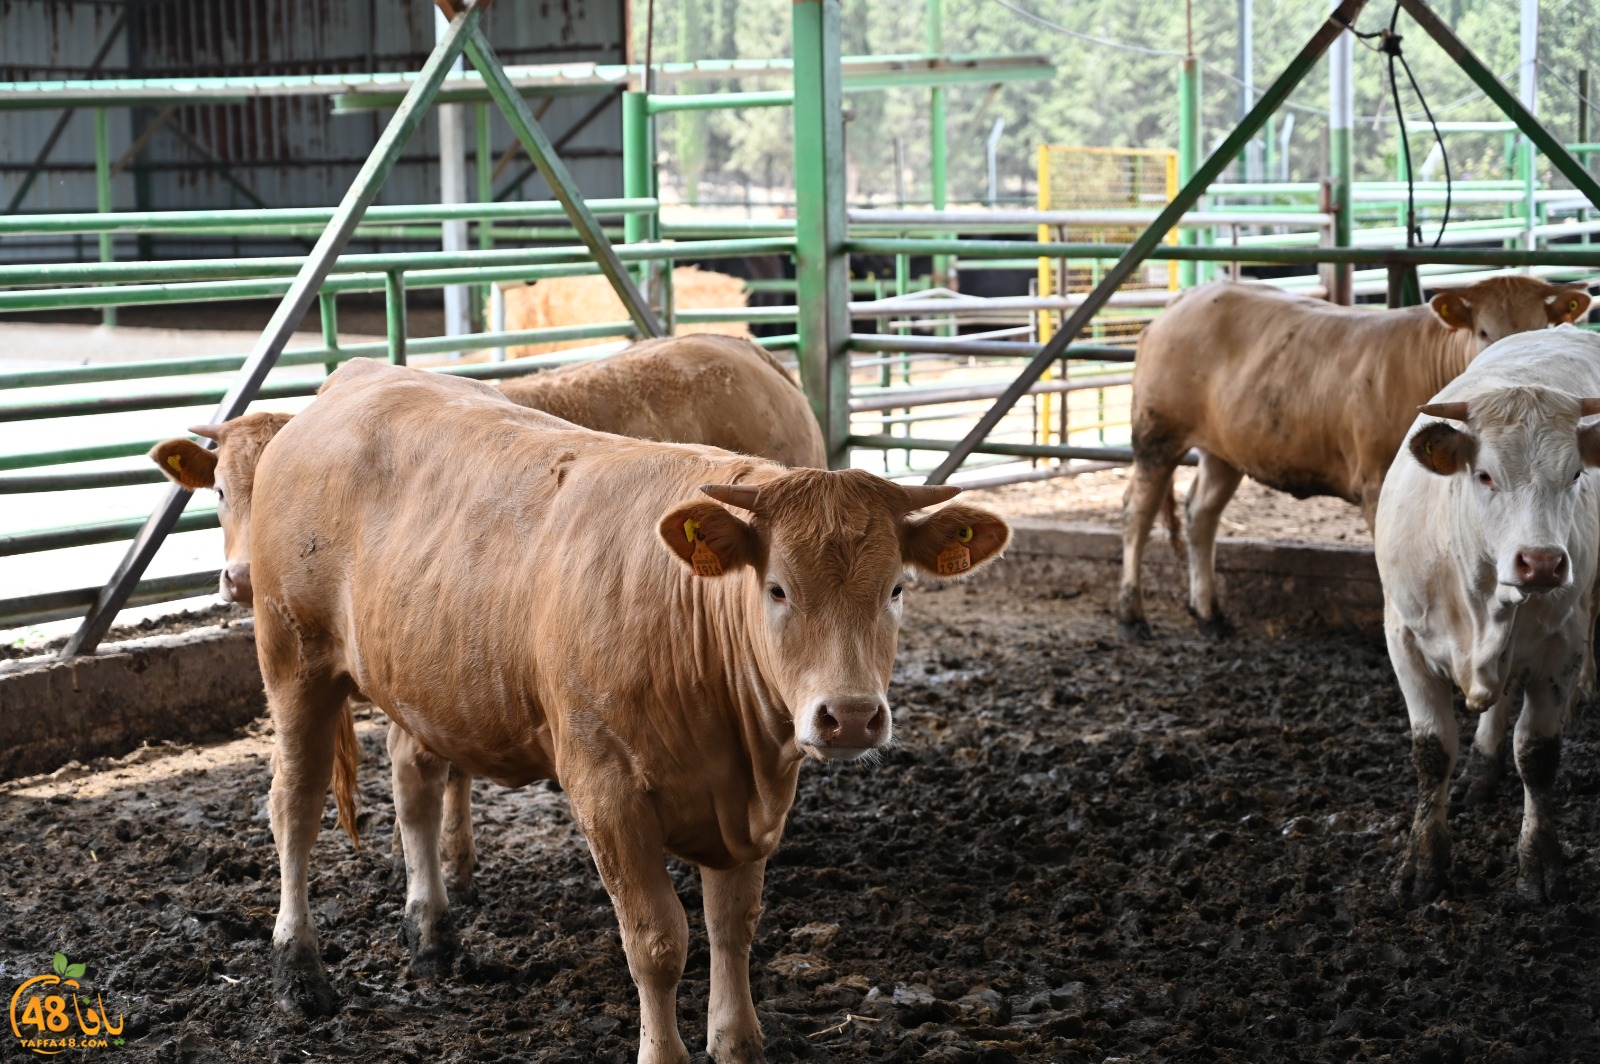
[63,0,660,657]
[923,0,1600,485]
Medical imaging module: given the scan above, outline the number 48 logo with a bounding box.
[9,953,125,1055]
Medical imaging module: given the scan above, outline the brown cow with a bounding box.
[499,334,824,467]
[1118,276,1592,633]
[150,336,825,902]
[250,359,1008,1063]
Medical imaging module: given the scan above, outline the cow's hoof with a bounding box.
[708,1031,766,1064]
[447,875,480,907]
[1396,836,1450,906]
[402,907,460,979]
[272,941,338,1018]
[1187,605,1234,638]
[1118,615,1152,640]
[1517,836,1568,906]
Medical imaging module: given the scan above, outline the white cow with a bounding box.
[1376,327,1600,904]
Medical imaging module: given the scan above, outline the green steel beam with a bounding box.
[462,27,662,339]
[793,0,852,467]
[93,107,115,327]
[921,0,1370,485]
[845,237,1600,267]
[62,0,490,658]
[1396,0,1600,212]
[0,469,165,492]
[386,270,407,365]
[0,199,657,236]
[646,91,794,114]
[1177,56,1201,287]
[2,509,218,559]
[0,439,165,473]
[0,571,221,630]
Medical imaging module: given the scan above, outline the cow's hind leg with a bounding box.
[441,765,478,903]
[267,676,350,1017]
[1184,451,1244,634]
[703,861,766,1063]
[579,799,690,1064]
[1388,626,1457,903]
[389,726,459,976]
[1514,676,1574,904]
[1118,447,1182,634]
[1460,691,1514,808]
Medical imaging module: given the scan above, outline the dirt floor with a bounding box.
[965,468,1372,547]
[4,576,1598,1063]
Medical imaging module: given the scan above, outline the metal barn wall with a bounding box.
[0,0,627,261]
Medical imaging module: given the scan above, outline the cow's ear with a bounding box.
[1547,287,1592,325]
[902,504,1011,578]
[1409,421,1476,476]
[658,500,758,576]
[148,438,217,491]
[1429,291,1474,331]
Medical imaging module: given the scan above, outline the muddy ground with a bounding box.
[4,578,1599,1063]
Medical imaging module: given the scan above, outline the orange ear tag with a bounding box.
[936,527,974,576]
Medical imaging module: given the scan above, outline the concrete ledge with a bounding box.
[988,517,1382,631]
[0,621,264,780]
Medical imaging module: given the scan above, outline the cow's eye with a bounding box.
[1574,470,1583,483]
[1477,471,1495,489]
[1478,329,1489,341]
[891,585,903,600]
[216,488,225,503]
[769,585,786,602]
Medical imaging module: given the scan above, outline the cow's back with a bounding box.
[252,359,777,790]
[1133,282,1455,502]
[499,335,827,467]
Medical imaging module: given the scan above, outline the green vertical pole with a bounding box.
[623,89,655,291]
[319,291,340,376]
[94,108,116,327]
[928,0,948,291]
[1178,56,1200,288]
[793,0,851,468]
[475,101,493,329]
[1329,12,1353,304]
[386,270,407,365]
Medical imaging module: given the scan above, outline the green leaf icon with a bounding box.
[52,953,68,976]
[66,963,86,979]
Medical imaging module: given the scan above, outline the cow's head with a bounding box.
[658,468,1010,761]
[148,411,293,607]
[1410,389,1600,595]
[1429,277,1591,352]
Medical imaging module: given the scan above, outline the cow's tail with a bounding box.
[331,702,361,848]
[1161,475,1186,567]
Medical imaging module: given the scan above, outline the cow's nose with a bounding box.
[808,697,890,754]
[1513,549,1568,590]
[221,562,253,607]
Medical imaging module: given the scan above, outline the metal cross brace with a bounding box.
[63,0,658,656]
[921,0,1370,485]
[922,0,1600,486]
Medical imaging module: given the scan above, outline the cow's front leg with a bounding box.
[702,861,766,1063]
[266,677,349,1017]
[1514,687,1570,904]
[390,728,459,977]
[1387,626,1457,903]
[582,807,690,1064]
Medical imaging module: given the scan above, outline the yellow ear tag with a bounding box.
[936,528,973,577]
[1425,442,1433,455]
[1572,299,1581,314]
[683,517,722,576]
[1436,303,1449,321]
[167,453,184,473]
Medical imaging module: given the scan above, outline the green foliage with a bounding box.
[632,0,1600,204]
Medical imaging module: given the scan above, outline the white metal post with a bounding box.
[1520,0,1539,254]
[436,7,471,337]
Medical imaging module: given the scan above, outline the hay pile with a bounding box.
[499,266,750,357]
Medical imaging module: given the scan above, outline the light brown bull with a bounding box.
[1118,276,1591,632]
[249,359,1008,1063]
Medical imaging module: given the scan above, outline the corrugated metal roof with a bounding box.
[0,0,626,263]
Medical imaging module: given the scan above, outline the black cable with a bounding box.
[1380,5,1452,249]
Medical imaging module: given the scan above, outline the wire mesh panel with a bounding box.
[1036,144,1176,447]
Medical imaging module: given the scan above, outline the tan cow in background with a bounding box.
[150,335,824,902]
[248,360,1009,1064]
[1118,276,1592,633]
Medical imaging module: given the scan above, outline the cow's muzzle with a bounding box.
[220,562,253,607]
[1511,548,1569,591]
[798,696,891,760]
